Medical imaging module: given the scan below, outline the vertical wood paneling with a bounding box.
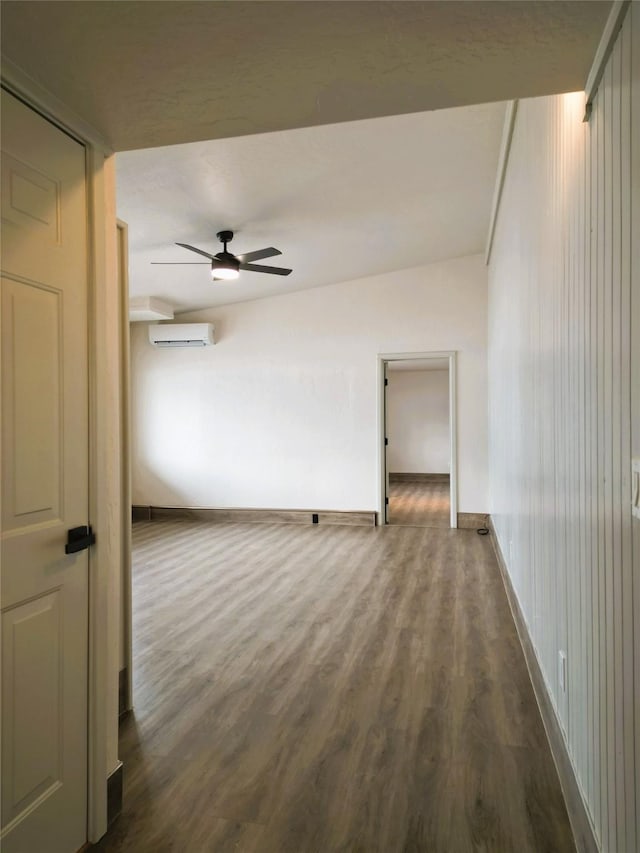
[601,54,613,853]
[610,32,626,852]
[488,7,638,851]
[620,12,640,845]
[633,5,640,842]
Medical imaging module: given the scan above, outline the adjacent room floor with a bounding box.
[97,520,574,853]
[388,476,450,528]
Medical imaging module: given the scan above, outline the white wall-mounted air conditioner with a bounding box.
[148,323,215,347]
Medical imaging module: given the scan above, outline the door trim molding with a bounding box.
[117,220,133,717]
[377,351,458,528]
[87,147,119,844]
[1,71,119,844]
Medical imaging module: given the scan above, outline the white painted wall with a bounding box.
[488,7,639,851]
[387,369,449,473]
[130,254,488,513]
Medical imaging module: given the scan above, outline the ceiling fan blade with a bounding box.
[175,242,216,260]
[240,262,292,276]
[236,247,282,263]
[151,262,210,265]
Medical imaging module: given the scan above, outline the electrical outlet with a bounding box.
[558,651,567,693]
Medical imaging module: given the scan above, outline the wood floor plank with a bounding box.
[95,521,575,852]
[389,480,450,527]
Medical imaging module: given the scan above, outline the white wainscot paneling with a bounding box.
[488,7,638,851]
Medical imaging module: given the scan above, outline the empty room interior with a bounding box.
[385,357,454,529]
[1,2,639,852]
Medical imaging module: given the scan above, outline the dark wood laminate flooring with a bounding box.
[388,480,450,528]
[96,520,574,853]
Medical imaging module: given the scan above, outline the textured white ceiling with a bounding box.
[2,1,610,151]
[3,1,608,315]
[117,101,506,312]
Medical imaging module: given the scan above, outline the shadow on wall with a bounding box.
[131,465,193,509]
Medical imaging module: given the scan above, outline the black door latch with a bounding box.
[65,525,96,554]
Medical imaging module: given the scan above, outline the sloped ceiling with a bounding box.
[2,1,610,313]
[117,101,506,311]
[2,1,610,151]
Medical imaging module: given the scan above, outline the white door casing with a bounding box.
[1,89,89,853]
[383,361,389,523]
[378,352,458,528]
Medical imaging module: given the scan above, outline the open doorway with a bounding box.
[379,352,457,528]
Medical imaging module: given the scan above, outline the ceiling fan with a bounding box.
[151,230,292,280]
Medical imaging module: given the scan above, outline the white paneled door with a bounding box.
[1,89,89,852]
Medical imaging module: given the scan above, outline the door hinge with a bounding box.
[384,377,388,386]
[385,437,388,446]
[385,496,389,505]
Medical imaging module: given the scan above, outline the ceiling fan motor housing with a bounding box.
[213,251,240,273]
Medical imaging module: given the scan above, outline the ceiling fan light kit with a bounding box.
[212,253,240,280]
[153,229,292,281]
